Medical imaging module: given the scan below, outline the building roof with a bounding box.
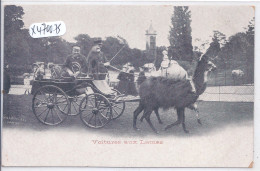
[146,22,157,35]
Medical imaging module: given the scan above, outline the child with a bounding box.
[24,74,31,94]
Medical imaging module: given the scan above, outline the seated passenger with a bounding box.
[63,45,88,77]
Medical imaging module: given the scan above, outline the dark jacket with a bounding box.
[117,70,137,96]
[127,70,138,96]
[64,53,88,73]
[86,46,108,74]
[137,71,147,85]
[117,72,129,94]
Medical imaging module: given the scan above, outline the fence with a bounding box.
[198,85,254,102]
[207,69,254,86]
[109,70,254,103]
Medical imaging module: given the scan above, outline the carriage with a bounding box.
[31,62,138,129]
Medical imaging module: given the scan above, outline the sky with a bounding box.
[21,5,254,50]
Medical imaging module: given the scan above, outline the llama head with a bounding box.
[207,61,216,72]
[197,55,216,72]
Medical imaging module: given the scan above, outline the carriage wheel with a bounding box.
[110,89,125,120]
[79,93,112,129]
[68,95,85,116]
[32,85,69,126]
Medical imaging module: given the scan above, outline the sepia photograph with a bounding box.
[1,2,254,167]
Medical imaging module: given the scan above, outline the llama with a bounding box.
[232,69,244,85]
[232,69,244,77]
[138,51,197,125]
[133,54,216,134]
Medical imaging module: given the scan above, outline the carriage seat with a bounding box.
[92,80,114,95]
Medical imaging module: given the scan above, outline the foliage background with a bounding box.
[4,5,254,84]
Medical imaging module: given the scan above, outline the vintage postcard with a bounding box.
[1,1,254,167]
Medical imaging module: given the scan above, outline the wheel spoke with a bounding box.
[75,101,80,106]
[100,108,109,120]
[113,108,120,117]
[114,105,123,110]
[52,89,57,97]
[51,109,55,124]
[62,103,68,112]
[71,101,78,112]
[94,114,97,127]
[55,100,68,104]
[94,96,97,107]
[35,97,47,103]
[81,99,87,109]
[34,104,48,108]
[97,114,103,126]
[44,109,50,123]
[56,95,66,102]
[87,113,94,123]
[110,109,113,119]
[53,108,62,121]
[37,107,48,117]
[97,100,102,108]
[89,98,95,107]
[99,107,109,114]
[82,113,90,118]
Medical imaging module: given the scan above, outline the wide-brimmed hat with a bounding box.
[72,44,80,48]
[93,37,102,45]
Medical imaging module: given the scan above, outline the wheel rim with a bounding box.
[110,89,125,119]
[32,85,69,126]
[80,93,112,129]
[68,95,84,116]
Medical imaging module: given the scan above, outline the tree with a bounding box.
[44,37,71,63]
[168,6,193,61]
[4,5,30,66]
[211,31,227,48]
[74,34,94,57]
[4,5,24,35]
[246,17,254,45]
[245,17,254,83]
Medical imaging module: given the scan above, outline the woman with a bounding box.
[116,64,129,94]
[126,63,138,96]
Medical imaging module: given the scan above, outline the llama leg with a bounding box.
[195,109,202,125]
[165,108,182,130]
[181,109,189,133]
[133,103,144,130]
[154,107,163,124]
[144,109,159,134]
[188,103,202,125]
[140,108,146,122]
